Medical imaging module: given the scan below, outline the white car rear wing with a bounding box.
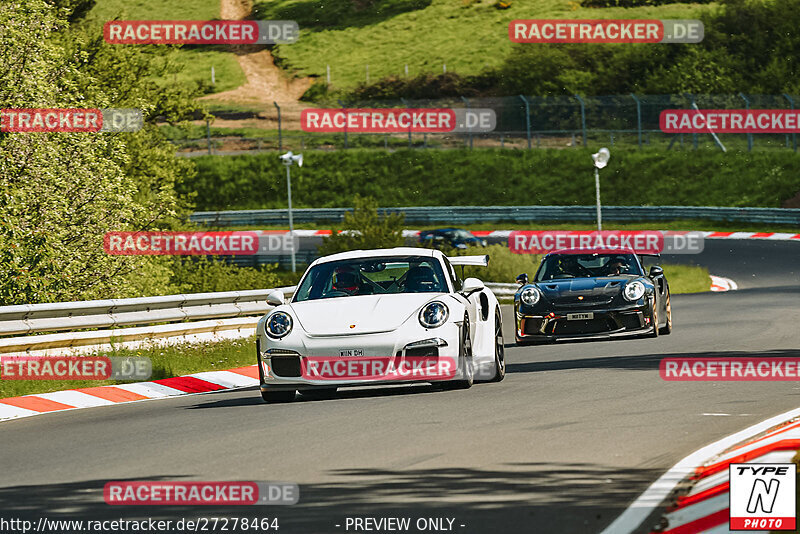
[448,255,489,267]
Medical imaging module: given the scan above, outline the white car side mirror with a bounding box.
[266,289,285,306]
[461,277,484,295]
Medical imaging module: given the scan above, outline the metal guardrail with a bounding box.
[0,284,514,355]
[191,206,800,227]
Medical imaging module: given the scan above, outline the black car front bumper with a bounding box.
[515,305,655,343]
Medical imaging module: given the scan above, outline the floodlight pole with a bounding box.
[285,163,296,272]
[595,167,602,231]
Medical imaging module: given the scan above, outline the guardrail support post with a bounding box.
[519,95,532,149]
[273,102,282,152]
[784,94,797,152]
[630,93,642,149]
[574,94,587,147]
[739,92,753,152]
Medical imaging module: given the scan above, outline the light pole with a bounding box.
[279,151,303,272]
[591,147,610,231]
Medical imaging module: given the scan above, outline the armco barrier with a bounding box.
[190,206,800,227]
[0,284,515,356]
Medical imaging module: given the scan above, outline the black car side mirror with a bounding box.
[516,273,528,285]
[649,265,664,277]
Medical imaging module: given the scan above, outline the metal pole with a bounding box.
[273,102,282,152]
[338,99,348,149]
[595,167,602,231]
[784,94,797,152]
[286,165,296,273]
[739,92,752,152]
[401,98,411,148]
[461,96,472,149]
[575,95,587,147]
[206,116,212,155]
[519,95,531,149]
[630,93,642,149]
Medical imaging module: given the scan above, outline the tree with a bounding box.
[316,196,405,256]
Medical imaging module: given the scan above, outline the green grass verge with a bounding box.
[183,148,800,211]
[256,0,717,91]
[88,1,246,95]
[0,338,255,400]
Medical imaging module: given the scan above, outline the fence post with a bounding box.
[519,95,531,149]
[630,93,642,149]
[337,99,348,149]
[461,96,472,149]
[400,98,412,148]
[273,102,282,152]
[739,92,753,152]
[574,94,587,147]
[784,94,797,152]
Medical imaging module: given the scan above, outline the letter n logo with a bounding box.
[747,479,780,513]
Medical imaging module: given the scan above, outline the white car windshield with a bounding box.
[294,256,449,301]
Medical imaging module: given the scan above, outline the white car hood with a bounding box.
[289,293,445,336]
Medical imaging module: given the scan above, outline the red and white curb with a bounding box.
[601,407,800,534]
[290,229,800,241]
[0,365,259,423]
[710,276,738,292]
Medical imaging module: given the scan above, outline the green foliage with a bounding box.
[253,0,432,30]
[580,0,713,6]
[453,245,541,283]
[0,1,201,304]
[316,196,405,255]
[168,257,282,293]
[185,149,800,211]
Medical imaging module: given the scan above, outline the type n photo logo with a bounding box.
[729,463,796,531]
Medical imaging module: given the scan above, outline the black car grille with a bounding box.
[270,355,302,377]
[552,318,616,335]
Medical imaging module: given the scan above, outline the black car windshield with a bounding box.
[535,253,643,281]
[294,256,449,301]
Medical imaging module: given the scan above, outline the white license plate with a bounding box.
[339,349,364,357]
[567,313,594,321]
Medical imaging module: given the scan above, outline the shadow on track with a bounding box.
[0,463,663,534]
[507,349,800,374]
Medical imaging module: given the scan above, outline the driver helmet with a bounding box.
[332,266,359,294]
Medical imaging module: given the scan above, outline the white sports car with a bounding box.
[256,247,505,402]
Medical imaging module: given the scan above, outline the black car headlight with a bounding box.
[520,287,541,306]
[265,312,293,339]
[623,280,646,302]
[419,301,449,328]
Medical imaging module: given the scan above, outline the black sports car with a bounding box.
[514,249,672,344]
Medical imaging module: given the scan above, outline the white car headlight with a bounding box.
[265,312,293,338]
[623,280,646,302]
[520,286,541,306]
[419,301,449,329]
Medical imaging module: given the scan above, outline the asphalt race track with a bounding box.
[1,240,798,534]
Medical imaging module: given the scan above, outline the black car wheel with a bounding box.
[659,291,673,335]
[442,316,473,389]
[261,389,296,403]
[488,309,505,382]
